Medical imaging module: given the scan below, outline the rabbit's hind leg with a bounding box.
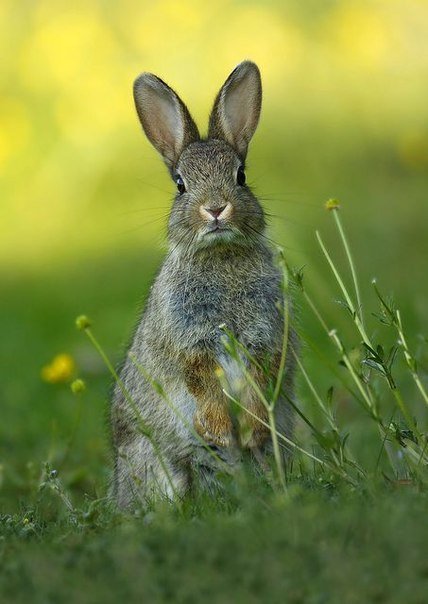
[237,358,278,450]
[113,435,190,510]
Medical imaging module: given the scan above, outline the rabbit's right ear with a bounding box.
[133,73,200,172]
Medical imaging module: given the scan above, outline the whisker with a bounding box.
[258,194,322,209]
[119,216,170,235]
[117,205,173,217]
[135,177,173,196]
[245,224,303,253]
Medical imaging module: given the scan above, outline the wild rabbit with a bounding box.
[111,61,297,509]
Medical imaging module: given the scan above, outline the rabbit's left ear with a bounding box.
[208,61,262,160]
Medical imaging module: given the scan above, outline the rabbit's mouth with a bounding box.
[206,226,233,237]
[199,225,237,245]
[191,225,250,251]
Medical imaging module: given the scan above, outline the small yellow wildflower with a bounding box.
[325,198,341,211]
[41,353,75,384]
[214,366,225,380]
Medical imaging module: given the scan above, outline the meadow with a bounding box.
[1,1,428,601]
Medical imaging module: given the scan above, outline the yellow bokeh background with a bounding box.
[1,0,428,510]
[1,0,427,272]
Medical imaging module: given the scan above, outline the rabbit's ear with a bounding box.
[133,73,200,171]
[208,61,262,160]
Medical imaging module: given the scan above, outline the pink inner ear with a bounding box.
[220,69,261,154]
[137,83,184,161]
[154,92,184,154]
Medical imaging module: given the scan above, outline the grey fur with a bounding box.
[111,61,297,509]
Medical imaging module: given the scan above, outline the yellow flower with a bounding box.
[325,198,341,211]
[41,353,75,384]
[214,366,225,380]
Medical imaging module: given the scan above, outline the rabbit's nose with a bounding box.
[199,202,232,222]
[205,205,227,219]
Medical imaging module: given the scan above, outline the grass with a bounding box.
[2,484,428,604]
[1,204,427,602]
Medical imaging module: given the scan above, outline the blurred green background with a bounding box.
[1,0,428,508]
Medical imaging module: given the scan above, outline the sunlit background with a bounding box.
[1,0,428,505]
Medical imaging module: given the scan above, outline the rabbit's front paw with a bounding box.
[239,413,270,449]
[194,407,233,448]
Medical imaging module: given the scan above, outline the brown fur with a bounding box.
[183,354,233,447]
[110,61,298,509]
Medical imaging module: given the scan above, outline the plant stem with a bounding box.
[268,406,286,490]
[222,391,324,467]
[332,209,364,327]
[82,327,182,511]
[128,353,230,473]
[396,310,428,408]
[290,347,337,430]
[316,230,371,345]
[272,250,290,406]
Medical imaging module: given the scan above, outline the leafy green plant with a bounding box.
[74,203,428,502]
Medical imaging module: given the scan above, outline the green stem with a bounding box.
[300,291,402,472]
[317,228,419,449]
[316,230,371,345]
[332,209,364,327]
[290,347,337,430]
[83,328,182,511]
[222,390,326,467]
[272,251,290,407]
[391,388,419,438]
[128,353,230,474]
[329,330,376,416]
[224,390,356,485]
[268,406,286,491]
[396,310,428,408]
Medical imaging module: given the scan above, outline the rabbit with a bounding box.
[111,61,298,509]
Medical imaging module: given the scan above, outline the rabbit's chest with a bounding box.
[166,270,282,352]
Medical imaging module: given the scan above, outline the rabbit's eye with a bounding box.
[176,174,186,194]
[236,166,246,186]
